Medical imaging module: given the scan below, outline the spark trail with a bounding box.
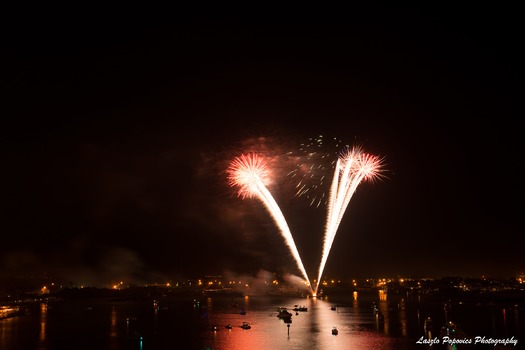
[228,153,313,293]
[315,146,383,296]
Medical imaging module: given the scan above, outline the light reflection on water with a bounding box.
[0,317,14,350]
[39,302,47,350]
[0,291,522,350]
[202,295,413,350]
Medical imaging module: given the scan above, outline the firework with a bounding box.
[228,153,313,292]
[315,146,384,295]
[287,135,346,208]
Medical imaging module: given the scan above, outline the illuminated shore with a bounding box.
[0,305,25,320]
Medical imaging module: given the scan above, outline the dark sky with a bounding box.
[2,5,523,286]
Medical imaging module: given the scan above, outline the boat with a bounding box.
[293,305,308,312]
[276,307,293,319]
[225,324,233,330]
[332,326,338,335]
[241,322,251,330]
[330,306,337,311]
[439,321,468,339]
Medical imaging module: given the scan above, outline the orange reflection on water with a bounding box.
[0,317,14,350]
[378,293,389,336]
[109,306,118,350]
[208,325,269,350]
[39,303,47,350]
[110,306,117,337]
[399,298,407,337]
[201,296,409,350]
[40,303,47,340]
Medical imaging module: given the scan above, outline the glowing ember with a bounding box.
[287,135,344,208]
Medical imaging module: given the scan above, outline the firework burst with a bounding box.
[227,153,313,292]
[315,146,384,295]
[227,153,269,199]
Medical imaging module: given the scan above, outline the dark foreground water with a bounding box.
[1,291,523,350]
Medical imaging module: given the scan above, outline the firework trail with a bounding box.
[315,146,383,296]
[228,153,313,292]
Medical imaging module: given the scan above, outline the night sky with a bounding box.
[2,5,523,286]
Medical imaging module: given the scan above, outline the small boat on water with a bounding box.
[439,321,468,339]
[332,326,339,335]
[293,305,308,312]
[330,306,337,311]
[276,307,293,319]
[241,322,251,330]
[225,324,233,330]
